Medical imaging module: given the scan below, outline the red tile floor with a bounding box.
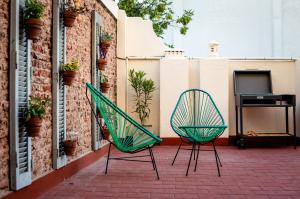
[38,146,300,199]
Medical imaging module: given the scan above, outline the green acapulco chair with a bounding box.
[170,89,227,176]
[86,83,162,179]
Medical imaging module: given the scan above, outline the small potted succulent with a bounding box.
[100,31,113,55]
[100,74,110,93]
[63,0,87,27]
[97,58,107,70]
[25,96,50,137]
[24,0,45,40]
[63,131,78,156]
[61,60,80,86]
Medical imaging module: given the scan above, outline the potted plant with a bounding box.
[61,60,80,86]
[25,96,50,137]
[63,131,78,156]
[24,0,45,40]
[100,31,113,55]
[100,74,110,93]
[97,58,107,70]
[101,124,110,139]
[128,69,155,126]
[63,0,87,27]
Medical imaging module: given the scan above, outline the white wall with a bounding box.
[165,0,300,58]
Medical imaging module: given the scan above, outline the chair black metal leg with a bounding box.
[149,148,155,171]
[186,143,195,176]
[149,147,160,180]
[172,140,183,166]
[214,145,222,167]
[194,143,200,172]
[212,141,221,177]
[105,143,112,174]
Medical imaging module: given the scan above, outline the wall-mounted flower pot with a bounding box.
[63,140,77,156]
[26,117,42,137]
[62,71,77,86]
[101,127,110,139]
[25,18,43,40]
[100,42,110,55]
[100,82,110,93]
[63,10,77,27]
[97,58,107,70]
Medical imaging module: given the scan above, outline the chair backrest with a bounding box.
[170,89,225,139]
[86,83,161,152]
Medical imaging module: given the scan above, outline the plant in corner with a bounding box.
[64,131,78,156]
[61,60,80,86]
[24,0,45,40]
[100,31,113,56]
[128,69,155,126]
[100,74,110,93]
[25,96,50,137]
[63,0,87,27]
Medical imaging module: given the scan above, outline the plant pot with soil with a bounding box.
[100,74,110,93]
[100,31,113,56]
[97,58,107,70]
[25,96,50,137]
[61,60,80,86]
[24,0,45,40]
[64,131,78,156]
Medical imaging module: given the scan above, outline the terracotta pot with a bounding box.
[97,58,107,70]
[63,10,77,27]
[26,117,43,137]
[62,71,77,86]
[25,18,43,40]
[100,82,110,93]
[97,109,102,118]
[63,140,77,156]
[100,41,110,54]
[101,127,110,139]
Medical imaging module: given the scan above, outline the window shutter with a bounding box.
[9,0,32,190]
[91,11,104,150]
[52,0,67,169]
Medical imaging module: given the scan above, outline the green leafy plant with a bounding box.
[128,69,155,125]
[118,0,194,38]
[101,31,113,42]
[100,74,109,83]
[61,60,80,72]
[24,0,45,19]
[25,96,50,121]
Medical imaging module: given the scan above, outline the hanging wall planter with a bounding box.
[63,139,77,156]
[100,74,110,93]
[64,131,78,156]
[97,58,107,70]
[101,125,110,139]
[63,0,87,27]
[24,0,45,40]
[63,10,77,27]
[61,60,80,86]
[25,96,50,137]
[100,31,113,56]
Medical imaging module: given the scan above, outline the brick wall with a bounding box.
[0,0,10,196]
[0,0,117,196]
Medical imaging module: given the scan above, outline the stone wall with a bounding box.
[65,1,117,158]
[0,0,117,196]
[0,0,9,196]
